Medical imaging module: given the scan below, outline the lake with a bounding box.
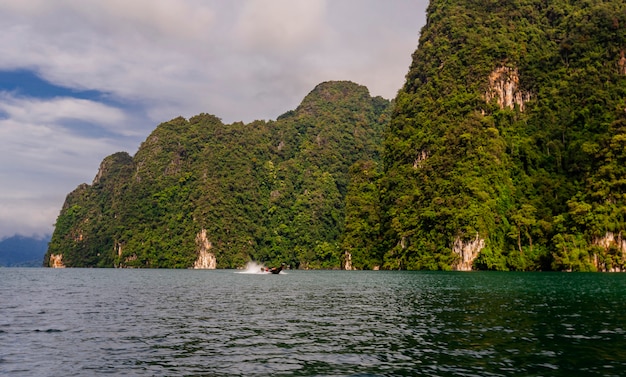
[1,268,625,376]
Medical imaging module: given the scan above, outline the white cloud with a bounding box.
[0,95,134,173]
[0,0,215,42]
[0,93,139,238]
[0,196,59,238]
[0,93,127,132]
[0,0,219,126]
[235,0,328,52]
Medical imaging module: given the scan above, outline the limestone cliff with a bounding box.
[485,66,531,111]
[193,229,216,269]
[45,0,626,271]
[451,234,485,271]
[48,254,65,268]
[383,0,626,271]
[593,232,626,272]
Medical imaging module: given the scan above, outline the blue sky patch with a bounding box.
[0,69,106,101]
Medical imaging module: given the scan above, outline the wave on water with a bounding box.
[237,261,286,274]
[238,261,271,274]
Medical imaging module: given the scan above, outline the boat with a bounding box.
[266,263,284,274]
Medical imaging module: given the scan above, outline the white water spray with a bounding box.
[238,261,269,274]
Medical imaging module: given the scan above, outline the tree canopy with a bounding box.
[382,0,626,271]
[47,0,626,271]
[46,81,391,268]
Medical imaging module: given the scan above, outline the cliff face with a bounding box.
[191,229,216,269]
[382,0,626,271]
[46,81,390,268]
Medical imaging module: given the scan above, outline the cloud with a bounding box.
[0,195,59,238]
[0,0,218,125]
[235,0,328,52]
[0,93,133,174]
[0,93,128,133]
[0,93,139,238]
[0,0,215,42]
[0,1,426,123]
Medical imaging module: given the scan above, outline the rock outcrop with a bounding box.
[593,232,626,272]
[451,234,484,271]
[49,254,66,268]
[485,66,531,111]
[193,229,217,269]
[413,150,429,169]
[344,251,353,270]
[46,81,388,269]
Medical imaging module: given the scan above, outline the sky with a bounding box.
[0,0,429,240]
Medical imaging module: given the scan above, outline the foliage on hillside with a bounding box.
[46,81,390,268]
[47,0,626,271]
[381,0,626,271]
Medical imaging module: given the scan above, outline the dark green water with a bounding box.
[1,269,625,376]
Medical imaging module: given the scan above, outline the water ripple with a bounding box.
[2,270,626,376]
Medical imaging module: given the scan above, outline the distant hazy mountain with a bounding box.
[0,235,50,267]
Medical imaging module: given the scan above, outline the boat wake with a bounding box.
[238,261,270,274]
[237,261,284,274]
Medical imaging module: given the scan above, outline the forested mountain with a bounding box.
[47,0,626,271]
[381,0,626,271]
[45,81,391,268]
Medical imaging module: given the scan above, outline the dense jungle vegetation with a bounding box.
[46,82,391,268]
[382,0,626,271]
[47,0,626,270]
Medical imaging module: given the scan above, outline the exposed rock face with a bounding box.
[194,229,216,269]
[451,233,485,271]
[93,162,106,185]
[92,152,134,185]
[49,254,66,268]
[620,50,626,75]
[593,232,626,272]
[344,251,353,270]
[413,150,429,169]
[594,232,626,251]
[485,66,531,111]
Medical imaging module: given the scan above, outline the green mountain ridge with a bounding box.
[47,0,626,271]
[46,81,391,268]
